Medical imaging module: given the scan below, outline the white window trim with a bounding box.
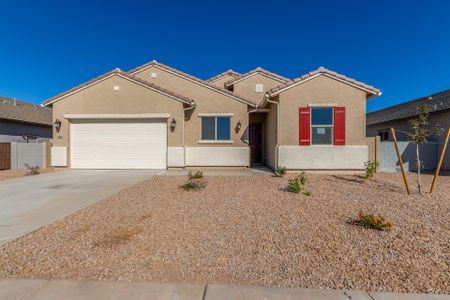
[311,107,334,145]
[308,103,338,107]
[200,115,232,142]
[198,113,234,117]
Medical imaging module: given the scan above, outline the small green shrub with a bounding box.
[25,163,40,175]
[364,161,379,179]
[355,211,393,232]
[275,166,287,177]
[287,172,311,196]
[180,179,207,191]
[188,170,203,180]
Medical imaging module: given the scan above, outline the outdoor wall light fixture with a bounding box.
[236,120,242,131]
[54,119,62,133]
[170,118,177,130]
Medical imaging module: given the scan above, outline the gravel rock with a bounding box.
[0,173,449,293]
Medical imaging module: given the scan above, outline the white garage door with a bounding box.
[70,119,167,169]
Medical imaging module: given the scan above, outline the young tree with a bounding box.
[407,104,443,194]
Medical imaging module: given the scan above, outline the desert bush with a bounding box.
[364,161,379,179]
[180,179,207,191]
[275,166,287,177]
[355,211,393,232]
[25,163,40,175]
[287,172,311,195]
[188,170,203,180]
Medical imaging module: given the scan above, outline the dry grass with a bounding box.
[0,173,449,293]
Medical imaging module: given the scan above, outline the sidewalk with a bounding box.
[0,279,448,300]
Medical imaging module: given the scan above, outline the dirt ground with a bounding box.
[0,172,448,293]
[0,168,55,182]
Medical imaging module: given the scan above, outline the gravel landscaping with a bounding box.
[0,173,449,293]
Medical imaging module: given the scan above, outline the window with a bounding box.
[201,116,231,140]
[378,130,389,141]
[311,108,333,145]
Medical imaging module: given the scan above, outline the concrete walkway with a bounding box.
[0,279,448,300]
[0,170,160,246]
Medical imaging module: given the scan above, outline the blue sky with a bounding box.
[1,0,450,112]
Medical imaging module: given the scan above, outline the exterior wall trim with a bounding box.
[278,145,368,170]
[64,113,170,119]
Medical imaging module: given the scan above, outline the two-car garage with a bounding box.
[70,118,167,169]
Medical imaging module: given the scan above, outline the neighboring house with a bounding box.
[0,96,52,142]
[43,61,381,170]
[367,89,450,141]
[367,89,450,171]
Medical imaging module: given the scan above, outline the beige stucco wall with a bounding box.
[209,74,238,89]
[232,74,285,105]
[51,75,185,156]
[133,66,249,147]
[278,75,367,146]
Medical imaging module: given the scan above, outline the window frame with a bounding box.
[377,130,390,141]
[200,115,232,142]
[310,107,334,145]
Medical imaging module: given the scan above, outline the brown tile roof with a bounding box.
[128,60,258,107]
[42,69,195,106]
[0,96,52,126]
[268,67,381,96]
[206,70,241,82]
[224,67,290,87]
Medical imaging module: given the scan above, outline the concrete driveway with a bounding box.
[0,170,160,246]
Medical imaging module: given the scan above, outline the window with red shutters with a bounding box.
[333,107,346,145]
[299,107,311,145]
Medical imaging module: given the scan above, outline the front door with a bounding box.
[249,123,262,164]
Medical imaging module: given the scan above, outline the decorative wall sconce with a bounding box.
[236,120,242,131]
[54,119,62,133]
[170,118,177,131]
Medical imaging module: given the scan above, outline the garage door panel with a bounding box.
[70,120,167,169]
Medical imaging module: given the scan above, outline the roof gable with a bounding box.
[128,61,258,107]
[207,70,240,83]
[42,69,194,106]
[0,96,51,126]
[267,67,381,98]
[367,89,450,125]
[224,67,289,88]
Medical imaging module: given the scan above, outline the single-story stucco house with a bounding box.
[0,96,52,143]
[43,61,381,170]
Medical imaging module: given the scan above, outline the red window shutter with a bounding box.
[299,107,311,145]
[334,107,346,145]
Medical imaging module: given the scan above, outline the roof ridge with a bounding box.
[224,67,289,87]
[128,60,258,107]
[268,66,381,96]
[42,69,194,106]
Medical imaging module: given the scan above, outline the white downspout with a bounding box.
[265,94,279,169]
